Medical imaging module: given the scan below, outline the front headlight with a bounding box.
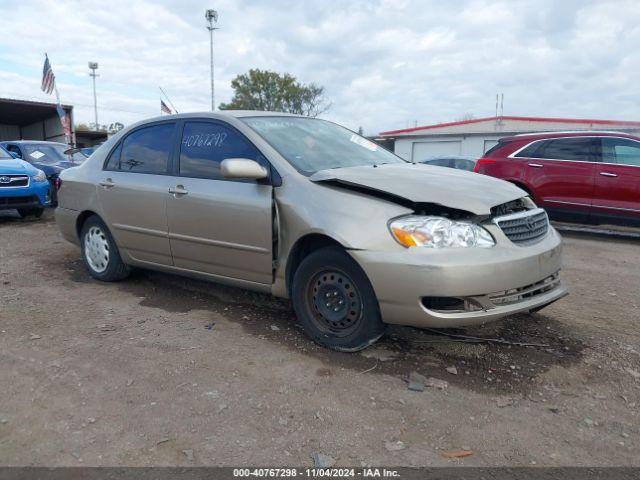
[389,215,495,248]
[33,169,47,182]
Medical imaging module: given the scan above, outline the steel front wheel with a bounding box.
[80,216,130,282]
[292,246,386,351]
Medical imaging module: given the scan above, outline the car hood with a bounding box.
[309,163,525,215]
[0,158,37,175]
[32,162,65,174]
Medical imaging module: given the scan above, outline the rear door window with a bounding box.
[602,138,640,167]
[109,123,175,174]
[178,121,266,180]
[535,138,599,162]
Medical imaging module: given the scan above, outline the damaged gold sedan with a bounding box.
[56,112,567,351]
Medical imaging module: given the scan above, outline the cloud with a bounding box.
[0,0,638,134]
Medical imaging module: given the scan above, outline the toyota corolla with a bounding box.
[55,112,567,351]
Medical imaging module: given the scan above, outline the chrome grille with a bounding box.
[0,175,29,188]
[495,208,549,245]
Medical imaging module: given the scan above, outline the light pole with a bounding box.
[88,62,99,129]
[205,9,218,111]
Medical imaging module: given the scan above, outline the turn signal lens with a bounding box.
[391,227,418,247]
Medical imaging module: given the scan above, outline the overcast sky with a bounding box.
[0,0,638,134]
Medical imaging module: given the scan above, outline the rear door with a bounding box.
[98,122,177,266]
[516,137,599,220]
[592,137,640,223]
[166,120,273,284]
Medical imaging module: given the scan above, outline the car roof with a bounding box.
[136,110,305,124]
[116,110,309,134]
[1,140,68,146]
[500,131,640,143]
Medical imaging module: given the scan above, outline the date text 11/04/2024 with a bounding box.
[232,468,401,478]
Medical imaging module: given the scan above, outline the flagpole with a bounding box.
[43,53,71,145]
[159,86,179,114]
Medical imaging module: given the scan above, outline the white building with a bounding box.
[378,116,640,161]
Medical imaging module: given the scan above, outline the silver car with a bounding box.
[56,112,567,351]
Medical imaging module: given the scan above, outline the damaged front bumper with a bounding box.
[349,226,567,329]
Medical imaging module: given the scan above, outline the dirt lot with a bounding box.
[0,211,639,466]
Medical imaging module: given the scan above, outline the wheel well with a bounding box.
[75,210,100,239]
[286,234,344,296]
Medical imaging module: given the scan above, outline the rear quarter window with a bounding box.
[514,140,547,158]
[105,123,176,174]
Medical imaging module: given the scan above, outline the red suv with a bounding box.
[475,131,640,226]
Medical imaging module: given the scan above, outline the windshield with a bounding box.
[0,146,12,159]
[22,143,85,165]
[243,117,405,174]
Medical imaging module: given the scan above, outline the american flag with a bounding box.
[41,55,56,95]
[161,100,172,114]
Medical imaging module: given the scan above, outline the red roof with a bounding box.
[379,115,640,136]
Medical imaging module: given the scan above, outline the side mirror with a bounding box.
[9,151,19,159]
[221,158,268,180]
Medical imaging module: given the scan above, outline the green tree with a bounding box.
[219,69,330,117]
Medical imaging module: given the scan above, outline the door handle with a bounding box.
[168,185,189,196]
[99,178,115,188]
[599,172,617,178]
[528,163,544,168]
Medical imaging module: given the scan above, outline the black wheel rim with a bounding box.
[307,269,362,336]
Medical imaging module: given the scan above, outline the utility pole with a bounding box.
[88,62,99,129]
[205,9,219,111]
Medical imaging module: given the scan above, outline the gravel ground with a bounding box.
[0,210,639,466]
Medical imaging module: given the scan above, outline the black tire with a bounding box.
[33,208,44,218]
[292,246,386,351]
[16,208,28,218]
[80,215,131,282]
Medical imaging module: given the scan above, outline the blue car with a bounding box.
[0,140,86,206]
[0,145,51,218]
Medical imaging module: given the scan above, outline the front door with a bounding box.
[592,137,640,223]
[166,120,273,285]
[98,122,177,266]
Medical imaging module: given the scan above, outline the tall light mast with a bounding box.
[88,62,99,128]
[205,9,219,111]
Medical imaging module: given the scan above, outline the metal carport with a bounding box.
[0,97,74,144]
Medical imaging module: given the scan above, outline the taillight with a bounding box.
[54,177,62,191]
[474,158,497,173]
